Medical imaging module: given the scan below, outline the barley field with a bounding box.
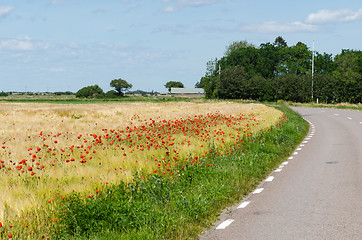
[0,101,282,238]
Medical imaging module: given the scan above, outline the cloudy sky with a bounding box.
[0,0,361,93]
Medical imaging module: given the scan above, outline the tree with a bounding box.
[164,81,184,93]
[0,91,8,97]
[75,85,104,98]
[224,40,254,56]
[276,42,311,75]
[273,36,287,48]
[333,49,362,103]
[110,78,132,96]
[314,52,336,74]
[216,65,249,99]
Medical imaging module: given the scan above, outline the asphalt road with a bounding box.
[200,107,362,240]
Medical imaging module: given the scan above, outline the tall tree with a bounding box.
[164,81,184,92]
[216,65,249,99]
[273,36,287,48]
[110,78,132,96]
[314,52,336,74]
[277,42,311,75]
[257,43,280,78]
[333,49,362,103]
[224,40,254,56]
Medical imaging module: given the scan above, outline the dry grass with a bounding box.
[0,102,282,227]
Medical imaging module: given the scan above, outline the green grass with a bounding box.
[0,94,208,104]
[49,104,309,240]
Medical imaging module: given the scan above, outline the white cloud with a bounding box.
[0,37,50,51]
[306,9,362,24]
[179,0,217,7]
[162,0,219,12]
[51,0,69,4]
[0,6,14,17]
[49,67,65,72]
[163,6,176,12]
[242,21,318,33]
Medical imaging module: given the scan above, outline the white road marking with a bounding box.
[275,168,282,172]
[293,152,298,155]
[237,201,250,209]
[253,188,264,194]
[360,122,362,124]
[302,141,308,144]
[216,219,234,229]
[265,176,274,182]
[282,161,288,165]
[300,144,305,147]
[348,117,352,120]
[288,156,293,160]
[297,148,302,151]
[334,113,339,116]
[305,138,311,140]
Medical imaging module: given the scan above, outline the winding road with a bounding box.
[200,107,362,240]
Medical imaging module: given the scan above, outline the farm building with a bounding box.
[170,88,205,97]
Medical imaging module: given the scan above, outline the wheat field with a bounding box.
[0,101,282,234]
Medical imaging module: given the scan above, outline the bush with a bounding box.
[75,85,104,98]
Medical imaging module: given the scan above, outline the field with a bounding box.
[0,101,286,239]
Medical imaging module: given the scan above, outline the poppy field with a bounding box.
[0,101,289,239]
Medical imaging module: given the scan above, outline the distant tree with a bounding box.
[110,78,132,96]
[224,40,254,56]
[0,91,8,97]
[164,81,184,92]
[54,91,74,96]
[277,42,311,75]
[105,90,117,98]
[314,52,336,74]
[273,36,287,48]
[257,42,280,78]
[333,49,362,103]
[75,85,104,98]
[216,65,249,99]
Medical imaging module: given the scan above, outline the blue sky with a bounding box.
[0,0,361,93]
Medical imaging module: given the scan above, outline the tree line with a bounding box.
[196,37,362,103]
[75,79,185,98]
[75,78,133,98]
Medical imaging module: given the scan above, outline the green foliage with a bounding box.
[53,105,308,239]
[75,85,104,98]
[224,40,254,56]
[110,78,132,96]
[105,90,118,98]
[54,91,73,96]
[200,37,362,103]
[164,81,184,92]
[216,65,248,99]
[0,91,8,97]
[273,36,287,48]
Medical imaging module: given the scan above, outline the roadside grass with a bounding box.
[51,104,309,239]
[290,102,362,111]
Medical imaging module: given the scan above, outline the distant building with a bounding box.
[170,88,205,97]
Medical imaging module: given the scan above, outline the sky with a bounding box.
[0,0,361,93]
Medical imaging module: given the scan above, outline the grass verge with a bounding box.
[47,104,308,240]
[290,102,362,111]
